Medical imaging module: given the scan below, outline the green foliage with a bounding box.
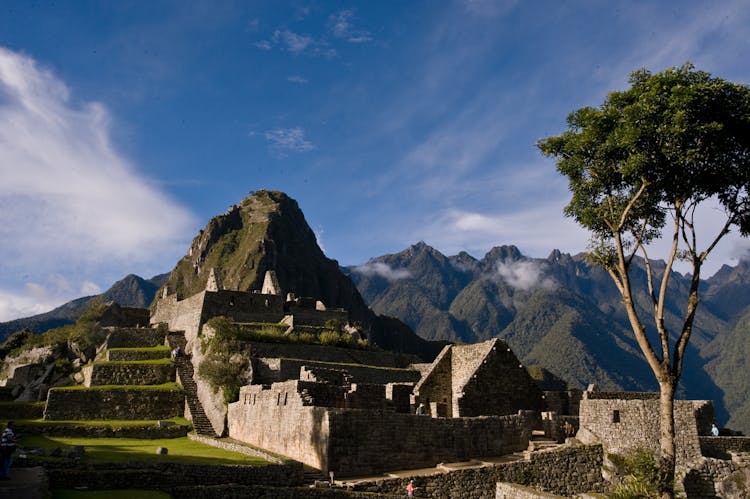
[76,299,109,324]
[538,63,750,258]
[609,448,674,499]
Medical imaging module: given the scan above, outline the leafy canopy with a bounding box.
[538,64,750,266]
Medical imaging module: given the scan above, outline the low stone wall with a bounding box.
[44,387,184,420]
[46,461,303,490]
[255,358,421,385]
[84,362,175,386]
[699,436,750,459]
[105,328,166,349]
[0,401,45,419]
[496,482,566,498]
[584,391,658,400]
[247,342,415,368]
[187,433,288,464]
[107,349,170,361]
[350,444,605,499]
[171,484,400,499]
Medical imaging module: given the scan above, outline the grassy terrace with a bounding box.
[280,357,414,371]
[22,435,270,466]
[50,382,182,391]
[107,346,170,353]
[92,358,174,365]
[13,417,190,428]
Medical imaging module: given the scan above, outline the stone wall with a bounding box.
[456,340,545,417]
[107,348,169,361]
[229,380,535,476]
[151,291,207,347]
[285,305,348,327]
[171,484,401,499]
[699,436,750,459]
[247,342,415,367]
[105,328,167,349]
[83,362,176,386]
[413,346,453,416]
[496,482,566,498]
[99,305,151,328]
[542,390,582,416]
[0,401,45,419]
[201,291,285,325]
[349,444,605,498]
[228,381,331,470]
[46,461,304,491]
[326,410,532,476]
[44,387,184,420]
[255,358,421,386]
[577,395,714,469]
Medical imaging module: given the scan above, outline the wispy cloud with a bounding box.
[273,29,314,53]
[0,46,195,321]
[264,127,316,155]
[255,29,336,58]
[461,0,519,17]
[494,259,556,291]
[353,262,411,281]
[287,75,308,84]
[328,10,372,43]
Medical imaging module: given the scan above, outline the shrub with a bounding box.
[609,447,673,499]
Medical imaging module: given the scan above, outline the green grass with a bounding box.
[22,435,270,466]
[14,417,190,428]
[53,490,172,499]
[107,346,169,352]
[0,401,46,407]
[50,382,182,391]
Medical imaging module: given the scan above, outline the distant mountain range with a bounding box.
[0,273,168,338]
[344,242,750,433]
[2,192,748,433]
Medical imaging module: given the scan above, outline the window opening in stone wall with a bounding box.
[277,393,281,406]
[253,394,256,405]
[284,393,288,405]
[612,409,620,423]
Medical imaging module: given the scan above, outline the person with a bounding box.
[711,423,720,436]
[564,420,575,438]
[171,345,181,361]
[406,479,415,497]
[0,421,17,480]
[415,403,425,415]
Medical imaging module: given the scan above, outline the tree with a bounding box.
[538,64,750,497]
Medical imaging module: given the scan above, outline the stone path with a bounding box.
[0,467,49,499]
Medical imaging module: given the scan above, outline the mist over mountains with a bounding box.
[2,192,748,433]
[345,242,750,432]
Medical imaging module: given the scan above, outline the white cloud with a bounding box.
[254,40,272,50]
[0,275,102,322]
[494,259,556,291]
[273,30,314,54]
[0,46,195,321]
[461,0,519,17]
[287,75,308,84]
[353,262,411,281]
[264,127,316,155]
[328,10,372,43]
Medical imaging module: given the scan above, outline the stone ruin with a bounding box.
[3,268,750,497]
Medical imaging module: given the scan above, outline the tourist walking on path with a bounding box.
[406,479,415,497]
[0,421,17,480]
[711,423,720,436]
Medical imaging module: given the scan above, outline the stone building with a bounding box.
[412,339,546,418]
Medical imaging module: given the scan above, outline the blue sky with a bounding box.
[1,0,750,321]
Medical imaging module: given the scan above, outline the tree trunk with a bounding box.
[659,379,677,499]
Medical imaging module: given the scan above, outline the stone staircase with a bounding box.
[527,431,561,452]
[166,331,219,437]
[174,355,219,436]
